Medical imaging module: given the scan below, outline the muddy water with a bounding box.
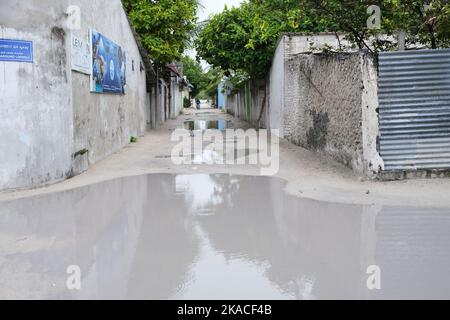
[0,174,450,300]
[182,120,229,131]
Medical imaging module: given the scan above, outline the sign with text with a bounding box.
[71,33,90,74]
[0,39,33,63]
[90,29,126,94]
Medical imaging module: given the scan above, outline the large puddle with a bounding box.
[1,174,450,300]
[181,120,229,131]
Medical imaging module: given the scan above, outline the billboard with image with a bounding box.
[90,29,126,94]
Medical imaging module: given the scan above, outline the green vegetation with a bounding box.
[122,0,449,104]
[181,56,223,101]
[299,0,450,51]
[196,0,450,81]
[123,0,199,63]
[199,68,223,100]
[181,56,208,97]
[183,97,192,108]
[195,0,326,80]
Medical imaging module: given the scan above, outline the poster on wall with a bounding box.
[71,33,90,74]
[90,29,126,94]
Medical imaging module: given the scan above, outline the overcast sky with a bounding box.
[187,0,243,65]
[197,0,243,22]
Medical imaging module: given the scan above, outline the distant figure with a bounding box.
[196,99,201,110]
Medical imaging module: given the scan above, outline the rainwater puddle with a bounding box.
[181,120,229,131]
[1,174,450,300]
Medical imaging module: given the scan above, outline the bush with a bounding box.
[183,97,192,108]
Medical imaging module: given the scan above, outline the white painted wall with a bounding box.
[269,37,285,137]
[361,54,384,176]
[0,0,150,190]
[71,0,149,173]
[284,33,350,57]
[0,1,74,190]
[172,79,183,118]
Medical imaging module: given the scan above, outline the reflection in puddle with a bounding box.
[182,120,228,131]
[1,174,450,300]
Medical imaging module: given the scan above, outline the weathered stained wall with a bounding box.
[71,0,149,174]
[0,1,74,190]
[361,54,384,175]
[224,34,382,177]
[0,0,150,190]
[284,53,366,173]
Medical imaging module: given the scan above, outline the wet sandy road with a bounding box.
[1,174,449,300]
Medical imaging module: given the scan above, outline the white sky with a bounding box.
[197,0,243,22]
[187,0,243,66]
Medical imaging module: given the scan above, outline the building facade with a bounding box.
[0,0,152,190]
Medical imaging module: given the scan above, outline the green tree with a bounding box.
[388,0,450,48]
[181,56,208,97]
[300,0,450,50]
[123,0,199,63]
[195,0,325,79]
[195,0,326,126]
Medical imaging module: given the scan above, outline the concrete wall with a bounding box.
[171,79,183,119]
[278,34,382,176]
[225,79,268,128]
[284,33,350,57]
[0,1,74,190]
[284,52,367,173]
[269,37,285,136]
[360,54,384,175]
[0,0,150,190]
[158,80,168,123]
[71,0,149,175]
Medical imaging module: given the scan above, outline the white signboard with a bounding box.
[71,33,90,74]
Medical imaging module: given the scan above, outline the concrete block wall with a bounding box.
[282,37,383,177]
[284,52,367,173]
[0,0,150,191]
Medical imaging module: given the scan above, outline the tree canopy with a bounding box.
[195,0,325,79]
[181,56,208,97]
[196,0,449,80]
[123,0,199,64]
[299,0,450,51]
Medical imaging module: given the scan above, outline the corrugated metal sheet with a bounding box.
[378,48,450,171]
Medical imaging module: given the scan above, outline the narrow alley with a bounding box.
[1,0,450,306]
[2,106,450,300]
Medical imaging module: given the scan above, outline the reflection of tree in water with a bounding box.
[195,175,366,299]
[123,174,450,299]
[126,175,200,299]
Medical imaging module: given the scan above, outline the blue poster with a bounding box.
[0,39,33,63]
[91,30,126,94]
